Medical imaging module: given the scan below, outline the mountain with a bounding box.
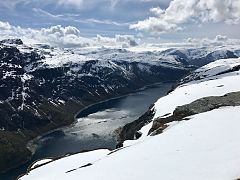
[0,39,239,173]
[20,57,240,180]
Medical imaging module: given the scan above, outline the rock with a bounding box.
[0,39,23,45]
[135,131,142,139]
[149,91,240,135]
[116,105,155,144]
[116,143,123,149]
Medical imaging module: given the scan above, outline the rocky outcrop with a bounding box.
[149,91,240,135]
[116,105,155,145]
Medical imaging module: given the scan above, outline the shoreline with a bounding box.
[27,80,175,155]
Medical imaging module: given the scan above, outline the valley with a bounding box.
[0,39,239,179]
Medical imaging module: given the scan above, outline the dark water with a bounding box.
[0,82,174,180]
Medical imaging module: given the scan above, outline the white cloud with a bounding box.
[0,0,84,9]
[41,25,80,37]
[1,21,238,49]
[95,34,138,48]
[32,8,130,27]
[57,0,83,7]
[83,18,130,26]
[0,0,25,9]
[215,35,228,42]
[32,8,64,18]
[0,21,138,48]
[150,7,165,16]
[0,21,12,30]
[130,0,240,34]
[186,35,240,47]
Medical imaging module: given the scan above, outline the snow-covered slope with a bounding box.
[154,58,240,118]
[181,57,240,82]
[153,58,240,119]
[20,57,240,180]
[20,106,240,180]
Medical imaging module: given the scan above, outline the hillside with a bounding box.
[20,57,240,180]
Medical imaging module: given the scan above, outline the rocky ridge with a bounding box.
[149,91,240,135]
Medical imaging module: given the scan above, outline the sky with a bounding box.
[0,0,240,48]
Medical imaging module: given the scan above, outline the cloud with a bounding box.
[57,0,83,7]
[0,0,124,9]
[214,35,228,42]
[32,8,130,27]
[41,25,80,36]
[95,34,138,48]
[115,35,138,47]
[36,25,87,48]
[83,18,130,26]
[0,21,12,30]
[0,0,173,38]
[0,0,83,9]
[1,20,239,50]
[130,0,240,34]
[32,8,64,18]
[0,21,138,48]
[185,34,240,47]
[136,35,240,52]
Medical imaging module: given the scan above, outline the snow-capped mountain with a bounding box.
[0,38,239,174]
[20,57,240,180]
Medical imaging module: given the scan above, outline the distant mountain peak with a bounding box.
[0,38,23,45]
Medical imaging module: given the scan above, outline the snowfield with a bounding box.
[20,106,240,180]
[153,57,240,119]
[20,58,240,180]
[20,150,110,180]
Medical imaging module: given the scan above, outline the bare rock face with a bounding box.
[116,105,155,145]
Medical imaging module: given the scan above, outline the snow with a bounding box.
[20,149,109,180]
[2,71,16,79]
[41,53,91,68]
[19,73,32,110]
[153,58,240,120]
[133,58,240,143]
[21,73,33,82]
[20,106,240,180]
[30,159,53,169]
[187,57,240,80]
[58,100,65,104]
